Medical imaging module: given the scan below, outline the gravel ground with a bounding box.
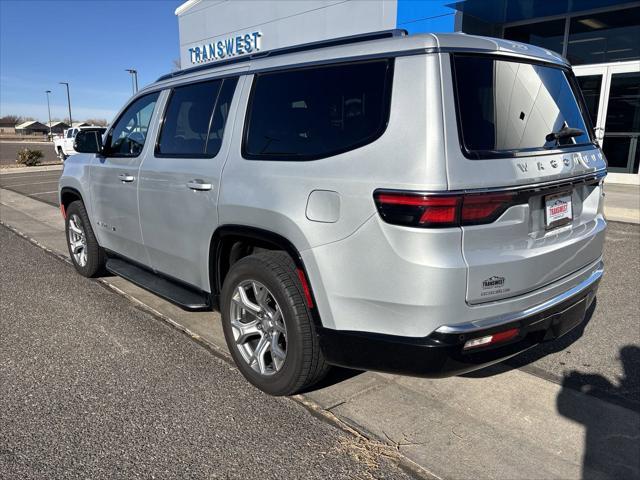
[0,141,60,166]
[0,226,415,480]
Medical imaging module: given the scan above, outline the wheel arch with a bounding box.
[60,186,84,211]
[209,225,322,326]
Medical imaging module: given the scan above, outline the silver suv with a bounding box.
[60,31,606,395]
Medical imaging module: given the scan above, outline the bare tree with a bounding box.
[1,115,24,124]
[84,118,108,126]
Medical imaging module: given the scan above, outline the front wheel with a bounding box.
[221,251,329,396]
[65,200,105,277]
[57,148,67,161]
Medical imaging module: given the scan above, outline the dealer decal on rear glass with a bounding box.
[481,276,510,297]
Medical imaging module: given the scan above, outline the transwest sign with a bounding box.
[188,31,262,65]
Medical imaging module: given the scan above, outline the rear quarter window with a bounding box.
[243,59,394,161]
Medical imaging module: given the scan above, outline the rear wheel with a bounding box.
[65,200,105,277]
[221,251,329,396]
[57,148,67,161]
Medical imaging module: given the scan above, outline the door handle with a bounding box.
[118,173,135,183]
[187,179,213,191]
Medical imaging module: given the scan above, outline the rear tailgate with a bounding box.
[442,52,607,304]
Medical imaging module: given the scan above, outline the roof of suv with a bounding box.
[150,31,568,91]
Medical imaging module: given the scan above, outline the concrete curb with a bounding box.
[605,207,640,225]
[1,187,638,480]
[0,164,63,174]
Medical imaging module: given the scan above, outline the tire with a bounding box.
[58,148,67,161]
[221,251,329,396]
[65,200,105,277]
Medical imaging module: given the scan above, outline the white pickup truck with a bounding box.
[54,126,106,160]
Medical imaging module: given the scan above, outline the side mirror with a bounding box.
[74,130,104,154]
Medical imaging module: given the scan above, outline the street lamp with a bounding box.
[45,90,52,139]
[125,69,138,94]
[59,82,73,127]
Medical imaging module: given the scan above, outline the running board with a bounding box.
[105,258,211,311]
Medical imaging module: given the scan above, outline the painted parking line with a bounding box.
[26,190,58,196]
[0,180,60,188]
[0,172,62,179]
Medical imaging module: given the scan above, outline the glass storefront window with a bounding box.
[567,7,640,65]
[603,71,640,174]
[504,19,565,56]
[576,74,602,126]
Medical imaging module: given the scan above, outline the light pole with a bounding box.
[45,90,52,139]
[59,82,73,127]
[125,69,138,94]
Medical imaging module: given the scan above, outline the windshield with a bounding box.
[452,55,592,158]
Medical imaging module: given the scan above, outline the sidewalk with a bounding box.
[604,183,640,224]
[2,186,638,479]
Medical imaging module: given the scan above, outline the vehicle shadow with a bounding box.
[556,345,640,479]
[461,298,597,379]
[300,366,364,394]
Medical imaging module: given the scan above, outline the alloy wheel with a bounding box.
[229,280,287,376]
[67,213,88,267]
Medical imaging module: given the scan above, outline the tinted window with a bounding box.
[244,60,393,160]
[206,78,238,156]
[157,80,221,157]
[108,92,159,157]
[452,55,591,157]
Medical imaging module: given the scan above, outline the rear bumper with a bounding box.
[318,262,602,377]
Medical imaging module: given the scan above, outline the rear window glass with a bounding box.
[243,60,393,160]
[452,55,592,158]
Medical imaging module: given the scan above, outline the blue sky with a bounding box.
[0,0,183,123]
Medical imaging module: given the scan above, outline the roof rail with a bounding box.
[157,29,408,82]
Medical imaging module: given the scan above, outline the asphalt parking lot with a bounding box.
[0,226,413,480]
[0,141,59,166]
[0,169,61,206]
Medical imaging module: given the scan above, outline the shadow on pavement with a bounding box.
[557,345,640,479]
[300,366,363,394]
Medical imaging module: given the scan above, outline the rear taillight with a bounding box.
[461,192,516,225]
[374,190,518,228]
[373,193,461,227]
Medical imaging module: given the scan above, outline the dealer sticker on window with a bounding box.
[545,192,573,229]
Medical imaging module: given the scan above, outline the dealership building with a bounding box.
[176,0,639,184]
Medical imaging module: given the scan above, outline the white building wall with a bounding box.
[176,0,397,68]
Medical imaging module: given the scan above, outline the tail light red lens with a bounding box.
[374,190,519,228]
[461,192,516,224]
[374,193,462,227]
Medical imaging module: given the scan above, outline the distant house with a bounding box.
[0,119,16,134]
[49,121,70,135]
[72,122,90,128]
[15,121,49,136]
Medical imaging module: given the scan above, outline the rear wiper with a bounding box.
[545,126,585,144]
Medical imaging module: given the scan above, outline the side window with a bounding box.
[107,92,160,157]
[243,60,393,160]
[66,129,74,139]
[157,77,238,157]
